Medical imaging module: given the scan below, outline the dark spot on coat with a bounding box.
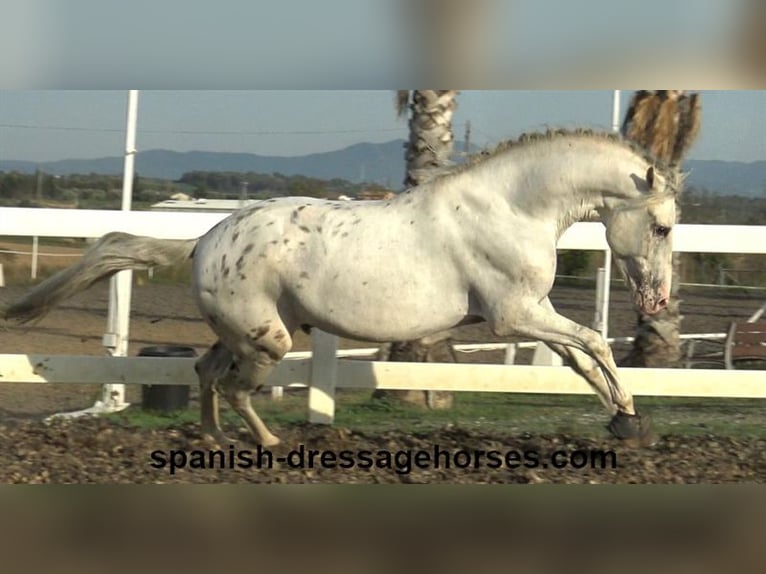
[250,325,270,339]
[239,274,247,281]
[267,221,275,226]
[283,239,290,245]
[410,220,414,225]
[243,243,255,254]
[236,255,245,270]
[291,209,299,223]
[299,225,311,233]
[315,226,322,233]
[299,241,306,247]
[232,231,240,243]
[299,271,309,279]
[455,205,461,211]
[353,219,361,225]
[341,232,348,237]
[270,240,278,245]
[222,266,230,278]
[274,331,286,341]
[362,281,368,286]
[298,205,307,212]
[254,346,281,362]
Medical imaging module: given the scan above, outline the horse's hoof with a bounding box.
[202,431,238,448]
[259,434,280,448]
[607,411,658,448]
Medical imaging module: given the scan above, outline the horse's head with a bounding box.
[600,166,677,316]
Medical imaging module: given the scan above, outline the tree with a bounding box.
[373,90,459,409]
[620,90,702,367]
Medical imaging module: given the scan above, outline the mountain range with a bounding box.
[2,140,764,196]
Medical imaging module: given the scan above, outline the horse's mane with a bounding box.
[424,128,680,195]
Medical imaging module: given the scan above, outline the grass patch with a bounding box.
[106,390,766,439]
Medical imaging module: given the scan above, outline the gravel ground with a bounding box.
[0,282,763,484]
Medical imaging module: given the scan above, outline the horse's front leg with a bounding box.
[489,298,656,446]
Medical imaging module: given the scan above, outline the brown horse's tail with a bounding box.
[2,232,198,324]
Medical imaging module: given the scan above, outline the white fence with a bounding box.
[1,207,765,424]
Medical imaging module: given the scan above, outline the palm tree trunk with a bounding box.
[399,90,458,188]
[374,90,459,409]
[620,91,701,368]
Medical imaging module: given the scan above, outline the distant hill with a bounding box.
[684,159,766,197]
[2,140,764,196]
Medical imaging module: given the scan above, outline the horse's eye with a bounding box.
[654,225,671,238]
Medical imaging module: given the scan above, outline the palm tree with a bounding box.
[397,90,459,187]
[620,90,702,367]
[373,90,459,409]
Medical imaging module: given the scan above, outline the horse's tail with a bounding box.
[2,232,198,324]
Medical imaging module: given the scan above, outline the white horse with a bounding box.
[4,129,678,448]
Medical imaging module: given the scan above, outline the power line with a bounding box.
[0,122,405,136]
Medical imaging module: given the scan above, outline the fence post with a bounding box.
[531,342,563,366]
[308,329,338,424]
[592,250,612,338]
[504,343,517,365]
[31,236,39,279]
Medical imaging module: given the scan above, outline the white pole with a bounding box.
[601,251,612,339]
[31,236,39,279]
[599,90,620,340]
[100,90,139,411]
[612,90,621,133]
[47,90,138,420]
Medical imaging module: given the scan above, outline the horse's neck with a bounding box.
[479,140,643,235]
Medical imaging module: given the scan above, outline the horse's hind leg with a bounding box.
[218,325,293,447]
[194,341,236,445]
[222,355,282,447]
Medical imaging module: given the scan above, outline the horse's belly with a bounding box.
[291,281,470,342]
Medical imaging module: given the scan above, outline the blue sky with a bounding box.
[1,91,764,164]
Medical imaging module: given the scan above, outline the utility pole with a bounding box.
[464,120,471,155]
[239,180,249,208]
[35,169,43,201]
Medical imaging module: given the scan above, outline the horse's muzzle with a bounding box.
[634,285,669,315]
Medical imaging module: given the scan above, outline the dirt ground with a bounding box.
[0,280,764,483]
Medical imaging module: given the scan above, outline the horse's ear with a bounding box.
[646,166,656,191]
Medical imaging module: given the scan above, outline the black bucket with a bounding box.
[139,345,196,412]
